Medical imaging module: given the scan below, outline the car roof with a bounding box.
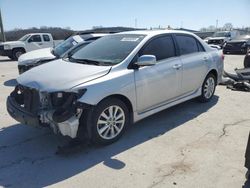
[28,33,52,35]
[116,29,196,37]
[79,33,110,40]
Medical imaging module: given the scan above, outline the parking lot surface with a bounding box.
[0,54,249,188]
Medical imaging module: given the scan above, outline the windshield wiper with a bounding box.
[68,57,112,66]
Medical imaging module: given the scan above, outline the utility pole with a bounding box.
[216,19,218,31]
[0,8,6,42]
[135,18,137,28]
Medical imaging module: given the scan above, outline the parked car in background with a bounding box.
[18,33,109,74]
[0,33,60,60]
[205,30,241,47]
[209,44,221,50]
[7,30,224,146]
[223,35,250,54]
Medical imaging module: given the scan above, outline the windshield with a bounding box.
[18,34,31,41]
[53,36,82,57]
[70,34,145,65]
[212,32,230,37]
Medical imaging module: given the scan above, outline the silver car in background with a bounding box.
[7,30,224,145]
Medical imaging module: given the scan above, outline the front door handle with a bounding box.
[173,64,182,69]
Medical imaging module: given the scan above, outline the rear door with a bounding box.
[134,35,182,113]
[41,34,53,48]
[175,34,208,95]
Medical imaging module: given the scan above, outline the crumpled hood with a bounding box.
[208,37,227,41]
[17,59,111,92]
[18,48,55,65]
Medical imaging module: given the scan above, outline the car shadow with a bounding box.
[0,96,219,187]
[3,79,18,87]
[0,59,13,63]
[243,179,250,188]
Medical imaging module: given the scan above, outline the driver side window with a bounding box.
[139,35,176,62]
[28,35,42,43]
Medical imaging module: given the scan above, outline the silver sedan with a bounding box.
[7,30,224,145]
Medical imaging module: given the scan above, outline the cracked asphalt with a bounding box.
[0,54,250,188]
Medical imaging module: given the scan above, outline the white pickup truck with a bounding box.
[0,33,59,60]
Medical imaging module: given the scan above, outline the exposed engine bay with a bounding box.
[7,85,86,138]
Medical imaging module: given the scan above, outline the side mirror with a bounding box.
[135,55,157,67]
[28,38,33,43]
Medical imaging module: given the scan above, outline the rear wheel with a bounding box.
[198,73,216,103]
[12,49,25,60]
[89,98,129,145]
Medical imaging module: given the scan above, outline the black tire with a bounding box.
[88,98,129,145]
[8,55,13,60]
[12,48,25,60]
[244,54,250,68]
[198,73,216,103]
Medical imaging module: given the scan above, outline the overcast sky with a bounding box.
[1,0,249,31]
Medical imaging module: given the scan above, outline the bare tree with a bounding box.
[223,23,233,31]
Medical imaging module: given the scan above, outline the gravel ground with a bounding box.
[0,54,249,188]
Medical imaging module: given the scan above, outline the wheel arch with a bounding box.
[98,94,134,123]
[12,47,26,53]
[207,69,218,84]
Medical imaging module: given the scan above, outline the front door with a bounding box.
[134,35,182,113]
[26,34,43,51]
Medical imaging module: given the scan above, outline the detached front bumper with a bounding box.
[6,86,89,138]
[6,96,40,126]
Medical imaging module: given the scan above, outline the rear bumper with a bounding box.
[0,49,12,57]
[6,96,40,126]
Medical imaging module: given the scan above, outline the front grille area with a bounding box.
[0,45,4,50]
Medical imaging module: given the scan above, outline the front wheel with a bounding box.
[90,98,129,145]
[12,49,25,60]
[198,74,216,103]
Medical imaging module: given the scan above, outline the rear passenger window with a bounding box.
[140,36,176,61]
[43,35,50,42]
[176,35,199,55]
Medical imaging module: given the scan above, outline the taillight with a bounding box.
[221,54,225,61]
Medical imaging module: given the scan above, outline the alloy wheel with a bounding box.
[97,105,125,140]
[204,77,215,99]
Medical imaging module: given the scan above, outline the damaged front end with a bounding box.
[7,85,88,138]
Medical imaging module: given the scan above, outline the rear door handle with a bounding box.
[38,43,43,45]
[173,64,182,69]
